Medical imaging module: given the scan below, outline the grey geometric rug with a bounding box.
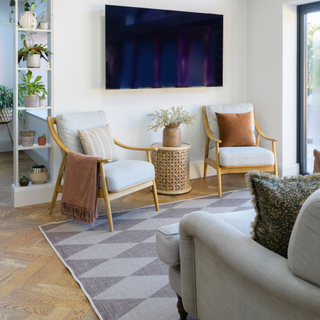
[39,189,253,320]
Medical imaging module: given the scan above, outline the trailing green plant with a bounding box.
[18,40,52,64]
[0,85,24,112]
[39,133,46,138]
[18,70,48,97]
[20,129,36,136]
[147,106,198,132]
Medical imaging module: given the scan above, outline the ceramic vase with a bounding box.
[19,11,37,29]
[26,54,40,68]
[21,134,35,147]
[163,125,181,147]
[29,166,48,184]
[23,94,38,108]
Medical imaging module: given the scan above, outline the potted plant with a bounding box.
[39,93,46,107]
[18,70,48,108]
[40,14,48,30]
[18,40,52,68]
[0,85,24,123]
[38,133,46,145]
[20,129,36,147]
[19,174,29,187]
[148,106,198,147]
[29,164,48,184]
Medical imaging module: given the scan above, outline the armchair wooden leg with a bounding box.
[177,294,188,320]
[217,167,222,198]
[204,161,208,180]
[100,163,114,232]
[152,179,160,211]
[50,153,67,214]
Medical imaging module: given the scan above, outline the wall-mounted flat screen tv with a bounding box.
[105,5,223,89]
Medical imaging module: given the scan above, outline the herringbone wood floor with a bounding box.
[0,151,247,319]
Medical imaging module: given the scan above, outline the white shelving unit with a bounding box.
[12,0,54,207]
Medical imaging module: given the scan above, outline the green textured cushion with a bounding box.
[246,171,320,258]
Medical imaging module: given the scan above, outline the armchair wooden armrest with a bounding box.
[114,139,158,151]
[254,120,278,142]
[98,159,113,163]
[47,116,70,153]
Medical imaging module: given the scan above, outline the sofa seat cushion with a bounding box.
[100,160,155,192]
[208,146,275,167]
[56,110,108,153]
[246,171,320,258]
[156,209,255,267]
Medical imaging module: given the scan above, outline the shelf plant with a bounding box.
[20,129,36,147]
[38,133,46,145]
[18,70,48,108]
[18,40,52,67]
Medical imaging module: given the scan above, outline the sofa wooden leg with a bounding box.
[177,294,188,320]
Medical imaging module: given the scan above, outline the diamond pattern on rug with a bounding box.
[40,189,252,320]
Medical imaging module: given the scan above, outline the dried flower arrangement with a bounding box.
[148,106,198,132]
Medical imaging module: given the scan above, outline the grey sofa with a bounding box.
[156,189,320,320]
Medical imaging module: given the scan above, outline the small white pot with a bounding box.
[26,54,40,68]
[40,22,48,30]
[39,99,46,108]
[23,94,38,108]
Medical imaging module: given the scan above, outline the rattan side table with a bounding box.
[151,142,192,195]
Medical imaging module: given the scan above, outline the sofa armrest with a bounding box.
[179,211,320,318]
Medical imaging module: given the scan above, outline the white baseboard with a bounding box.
[11,182,55,207]
[278,163,300,177]
[0,140,13,152]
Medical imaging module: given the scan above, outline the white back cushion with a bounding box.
[206,103,256,148]
[56,110,107,153]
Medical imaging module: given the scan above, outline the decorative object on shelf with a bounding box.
[18,40,52,68]
[18,70,48,108]
[29,165,48,184]
[38,133,46,145]
[40,14,48,29]
[19,11,37,29]
[148,106,198,147]
[19,174,29,187]
[20,129,36,147]
[39,94,46,107]
[46,62,50,69]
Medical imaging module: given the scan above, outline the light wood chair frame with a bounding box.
[202,105,278,197]
[47,117,160,232]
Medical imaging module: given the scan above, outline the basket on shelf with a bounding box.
[0,108,13,124]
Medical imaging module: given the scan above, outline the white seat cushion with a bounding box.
[208,146,275,167]
[101,160,155,192]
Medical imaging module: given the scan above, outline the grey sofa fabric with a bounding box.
[164,205,320,320]
[289,189,320,288]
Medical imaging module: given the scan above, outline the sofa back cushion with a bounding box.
[56,110,107,153]
[288,189,320,287]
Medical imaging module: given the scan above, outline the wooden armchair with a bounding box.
[47,110,159,232]
[203,104,278,197]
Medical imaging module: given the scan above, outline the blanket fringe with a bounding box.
[60,202,97,225]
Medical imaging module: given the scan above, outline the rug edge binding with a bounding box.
[38,225,104,320]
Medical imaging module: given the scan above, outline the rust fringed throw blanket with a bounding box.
[61,151,101,225]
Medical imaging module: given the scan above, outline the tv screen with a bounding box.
[105,5,223,89]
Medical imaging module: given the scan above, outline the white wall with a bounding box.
[52,0,248,180]
[0,0,14,151]
[247,0,316,176]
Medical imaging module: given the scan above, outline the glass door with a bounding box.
[298,2,320,174]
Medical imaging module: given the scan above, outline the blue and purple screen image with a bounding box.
[105,5,223,89]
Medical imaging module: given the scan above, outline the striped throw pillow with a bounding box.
[77,124,119,161]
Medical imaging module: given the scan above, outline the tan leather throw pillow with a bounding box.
[314,149,320,173]
[215,112,256,148]
[77,124,119,161]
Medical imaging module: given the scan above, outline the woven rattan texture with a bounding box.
[152,148,191,193]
